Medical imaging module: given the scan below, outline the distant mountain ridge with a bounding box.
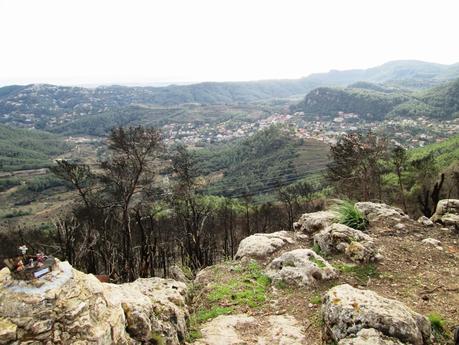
[1,60,458,128]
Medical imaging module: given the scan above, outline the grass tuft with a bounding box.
[335,201,368,231]
[334,262,378,283]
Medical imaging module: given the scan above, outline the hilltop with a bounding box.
[1,200,458,344]
[295,78,459,120]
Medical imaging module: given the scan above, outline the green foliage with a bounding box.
[196,306,234,322]
[310,294,322,305]
[297,76,459,120]
[427,313,449,341]
[0,125,69,171]
[297,86,409,119]
[0,209,31,219]
[310,257,326,269]
[335,201,369,231]
[408,134,459,172]
[18,175,70,193]
[206,262,271,309]
[0,177,21,192]
[196,126,328,197]
[334,263,379,283]
[312,243,323,256]
[428,313,446,333]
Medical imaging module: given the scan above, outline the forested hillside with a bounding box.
[196,126,329,196]
[0,125,69,171]
[295,78,459,120]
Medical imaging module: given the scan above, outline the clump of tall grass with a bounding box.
[335,201,368,231]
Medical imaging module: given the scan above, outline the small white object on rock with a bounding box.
[265,248,337,287]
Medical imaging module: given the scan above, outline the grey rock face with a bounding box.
[322,284,432,345]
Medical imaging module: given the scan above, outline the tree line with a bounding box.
[8,126,321,282]
[326,131,459,217]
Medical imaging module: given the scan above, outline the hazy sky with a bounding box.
[1,0,458,86]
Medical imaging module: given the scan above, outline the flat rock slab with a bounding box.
[195,314,306,345]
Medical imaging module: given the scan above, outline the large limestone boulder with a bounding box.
[0,261,188,345]
[322,284,432,345]
[338,328,404,345]
[314,224,382,262]
[431,199,459,226]
[355,202,407,224]
[293,210,337,234]
[234,231,297,261]
[265,248,337,287]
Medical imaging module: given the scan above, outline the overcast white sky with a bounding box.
[1,0,458,86]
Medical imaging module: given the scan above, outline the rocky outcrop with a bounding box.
[322,284,432,345]
[265,249,337,287]
[338,328,404,345]
[313,224,382,262]
[234,231,298,261]
[355,202,407,224]
[293,210,337,234]
[0,261,188,345]
[431,199,459,227]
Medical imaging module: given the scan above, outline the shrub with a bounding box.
[335,201,368,231]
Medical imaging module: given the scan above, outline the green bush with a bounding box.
[335,201,368,231]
